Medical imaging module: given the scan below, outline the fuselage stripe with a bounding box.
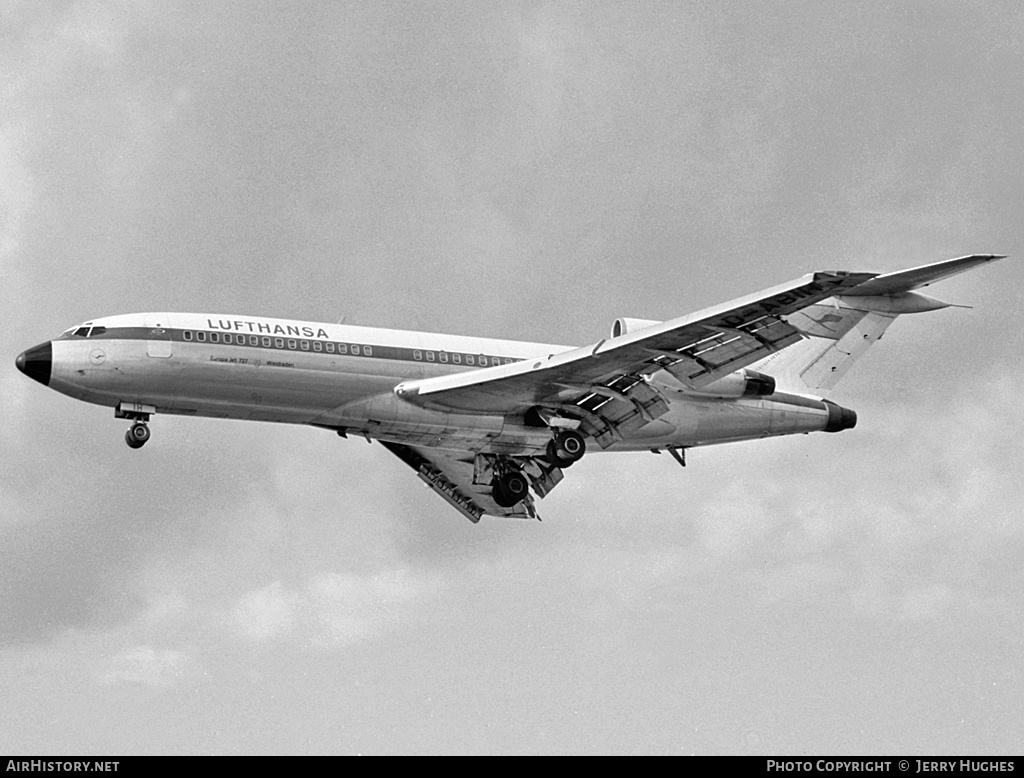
[57,327,523,368]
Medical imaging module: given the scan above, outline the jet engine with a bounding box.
[684,368,776,398]
[823,400,857,432]
[610,317,662,338]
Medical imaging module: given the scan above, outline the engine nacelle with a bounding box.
[823,400,857,432]
[611,317,662,338]
[686,368,776,398]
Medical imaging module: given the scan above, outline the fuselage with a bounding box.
[16,312,846,455]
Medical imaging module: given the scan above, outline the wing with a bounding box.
[381,442,563,522]
[395,269,877,448]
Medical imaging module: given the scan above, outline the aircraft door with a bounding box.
[144,314,173,358]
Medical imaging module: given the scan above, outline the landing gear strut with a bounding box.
[492,469,530,508]
[546,429,586,468]
[125,422,151,449]
[116,404,155,450]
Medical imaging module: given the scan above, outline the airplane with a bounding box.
[15,254,1004,523]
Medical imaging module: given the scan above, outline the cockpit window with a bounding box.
[74,327,90,337]
[89,326,106,337]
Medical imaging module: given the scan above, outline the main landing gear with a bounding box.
[492,469,530,508]
[483,428,588,511]
[546,429,586,469]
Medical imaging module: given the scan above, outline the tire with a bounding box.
[493,471,529,507]
[125,429,145,449]
[128,424,150,447]
[546,439,575,469]
[547,430,585,467]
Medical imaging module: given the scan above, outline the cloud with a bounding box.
[311,569,436,647]
[228,569,444,649]
[231,581,299,643]
[98,645,185,687]
[0,128,35,261]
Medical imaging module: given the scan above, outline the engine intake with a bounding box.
[611,317,662,338]
[685,368,777,398]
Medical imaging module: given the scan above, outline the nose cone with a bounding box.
[15,341,52,386]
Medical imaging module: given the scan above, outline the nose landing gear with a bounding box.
[116,402,155,450]
[125,423,151,449]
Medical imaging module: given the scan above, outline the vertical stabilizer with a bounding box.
[753,303,896,394]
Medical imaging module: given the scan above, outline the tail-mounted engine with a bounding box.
[610,317,662,338]
[685,368,776,398]
[823,400,857,432]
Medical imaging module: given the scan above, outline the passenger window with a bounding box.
[439,352,448,363]
[184,331,193,341]
[414,350,422,361]
[301,340,309,351]
[197,331,207,342]
[504,358,513,364]
[211,333,220,343]
[364,346,372,356]
[250,335,259,346]
[453,354,461,364]
[351,345,360,356]
[223,333,232,344]
[338,343,347,354]
[326,343,335,353]
[426,351,435,361]
[313,341,322,352]
[262,337,271,347]
[466,355,475,366]
[275,338,283,348]
[288,339,296,349]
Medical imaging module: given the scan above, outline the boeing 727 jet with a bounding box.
[15,254,1004,522]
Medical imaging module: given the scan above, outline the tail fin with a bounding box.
[753,303,897,394]
[752,254,1005,395]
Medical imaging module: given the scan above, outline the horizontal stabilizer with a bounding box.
[841,254,1005,297]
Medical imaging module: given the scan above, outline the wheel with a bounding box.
[546,430,585,467]
[546,439,573,468]
[493,470,529,507]
[126,423,150,449]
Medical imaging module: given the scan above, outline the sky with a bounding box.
[2,0,1023,755]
